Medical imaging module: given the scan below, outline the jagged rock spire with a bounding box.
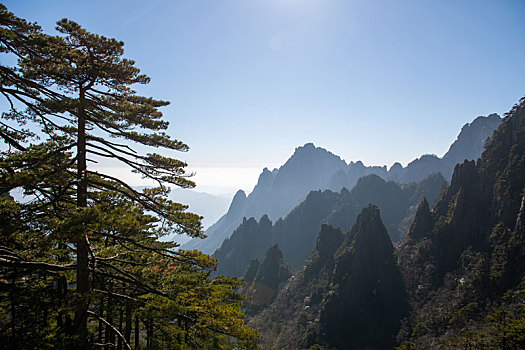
[406,198,433,241]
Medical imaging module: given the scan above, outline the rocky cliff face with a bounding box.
[405,198,433,242]
[250,206,407,350]
[442,113,502,178]
[241,244,292,314]
[396,100,525,348]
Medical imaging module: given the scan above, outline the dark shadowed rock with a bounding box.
[250,206,407,350]
[406,198,433,241]
[318,205,407,349]
[315,224,344,262]
[396,100,525,348]
[242,244,292,311]
[243,258,261,283]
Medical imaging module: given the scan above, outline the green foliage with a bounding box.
[448,302,479,327]
[396,98,525,350]
[395,341,418,350]
[307,345,324,350]
[0,4,258,349]
[442,293,525,349]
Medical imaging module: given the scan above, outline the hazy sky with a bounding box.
[4,0,525,195]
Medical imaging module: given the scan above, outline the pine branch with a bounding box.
[87,311,131,350]
[0,257,76,271]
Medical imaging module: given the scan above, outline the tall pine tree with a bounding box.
[1,5,258,349]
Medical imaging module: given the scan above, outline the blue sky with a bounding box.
[3,0,525,194]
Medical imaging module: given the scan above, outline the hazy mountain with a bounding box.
[182,143,347,253]
[170,189,230,229]
[182,114,500,255]
[213,172,445,277]
[329,113,502,188]
[441,113,502,178]
[249,103,523,349]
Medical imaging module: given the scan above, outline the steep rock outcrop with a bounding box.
[396,99,525,348]
[315,224,344,263]
[242,244,292,312]
[212,215,273,278]
[318,206,406,349]
[251,206,407,350]
[406,198,433,241]
[442,113,502,178]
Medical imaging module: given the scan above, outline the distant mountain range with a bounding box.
[213,172,445,277]
[248,103,525,349]
[182,113,501,255]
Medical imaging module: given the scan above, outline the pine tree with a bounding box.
[0,5,258,349]
[10,17,202,348]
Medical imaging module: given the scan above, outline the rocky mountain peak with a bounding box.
[406,198,433,241]
[255,167,276,188]
[442,113,502,173]
[341,205,394,265]
[259,214,272,229]
[315,224,344,262]
[284,143,346,171]
[227,189,246,215]
[242,244,292,310]
[317,205,406,349]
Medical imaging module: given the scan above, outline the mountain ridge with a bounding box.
[212,172,445,277]
[249,101,524,349]
[182,113,501,254]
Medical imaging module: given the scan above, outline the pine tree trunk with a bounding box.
[105,284,113,350]
[75,86,90,349]
[10,268,16,346]
[98,296,104,344]
[146,314,152,350]
[57,275,71,333]
[125,303,132,345]
[117,308,123,350]
[134,315,140,349]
